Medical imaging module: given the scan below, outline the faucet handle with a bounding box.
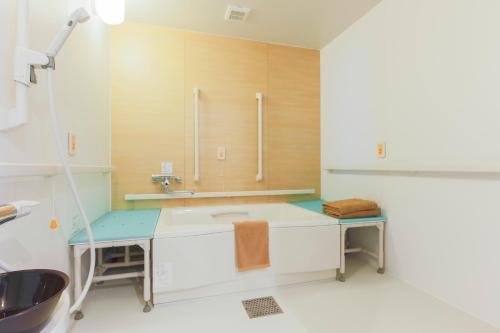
[152,174,182,183]
[152,174,164,183]
[171,175,182,183]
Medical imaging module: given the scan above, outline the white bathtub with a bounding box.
[153,203,340,304]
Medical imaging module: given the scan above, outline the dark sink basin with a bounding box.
[0,269,69,333]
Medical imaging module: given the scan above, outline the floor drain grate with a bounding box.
[242,296,284,319]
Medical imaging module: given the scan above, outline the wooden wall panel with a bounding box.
[111,23,320,209]
[184,33,268,194]
[267,45,321,200]
[111,24,186,209]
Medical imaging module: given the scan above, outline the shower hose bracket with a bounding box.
[14,47,50,86]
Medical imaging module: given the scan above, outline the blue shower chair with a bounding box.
[290,200,386,282]
[69,209,161,319]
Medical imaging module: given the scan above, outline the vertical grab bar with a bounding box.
[0,0,29,131]
[256,92,263,182]
[193,87,200,182]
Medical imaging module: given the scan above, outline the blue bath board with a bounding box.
[289,199,385,224]
[69,209,161,245]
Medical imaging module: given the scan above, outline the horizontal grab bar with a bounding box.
[0,163,115,178]
[124,189,316,201]
[325,168,500,178]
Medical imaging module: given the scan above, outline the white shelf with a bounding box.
[324,167,500,176]
[125,189,316,201]
[0,163,115,178]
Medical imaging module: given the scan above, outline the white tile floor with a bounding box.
[69,257,499,333]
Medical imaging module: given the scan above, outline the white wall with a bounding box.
[322,0,500,172]
[0,0,110,275]
[321,0,500,329]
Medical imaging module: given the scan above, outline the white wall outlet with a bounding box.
[67,132,77,156]
[217,146,226,160]
[161,162,173,174]
[377,142,386,158]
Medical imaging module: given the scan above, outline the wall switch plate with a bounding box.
[161,162,173,174]
[217,146,226,160]
[377,142,386,158]
[67,132,77,156]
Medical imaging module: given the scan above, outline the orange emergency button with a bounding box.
[50,219,58,229]
[377,143,386,158]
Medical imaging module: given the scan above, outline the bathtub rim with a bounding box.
[154,202,339,238]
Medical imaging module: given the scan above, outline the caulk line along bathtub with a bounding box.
[152,203,340,304]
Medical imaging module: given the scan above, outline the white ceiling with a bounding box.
[124,0,381,49]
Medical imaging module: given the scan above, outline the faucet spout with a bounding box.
[152,174,183,193]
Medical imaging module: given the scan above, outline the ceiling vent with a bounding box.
[225,5,251,22]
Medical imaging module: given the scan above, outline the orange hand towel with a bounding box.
[233,221,270,272]
[323,199,378,215]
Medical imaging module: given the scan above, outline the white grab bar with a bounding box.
[193,87,200,182]
[256,92,263,182]
[0,163,114,178]
[124,189,316,201]
[1,0,31,130]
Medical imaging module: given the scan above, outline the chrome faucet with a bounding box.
[152,174,184,193]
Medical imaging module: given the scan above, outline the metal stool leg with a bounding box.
[337,225,347,282]
[377,223,385,274]
[142,241,152,313]
[73,246,85,320]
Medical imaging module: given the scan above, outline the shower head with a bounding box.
[46,8,90,58]
[71,8,91,23]
[68,8,90,23]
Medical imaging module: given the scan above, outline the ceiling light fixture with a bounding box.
[94,0,125,25]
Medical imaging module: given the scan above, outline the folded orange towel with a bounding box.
[323,208,381,219]
[233,221,270,272]
[323,199,378,215]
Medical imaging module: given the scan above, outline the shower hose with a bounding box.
[47,68,95,315]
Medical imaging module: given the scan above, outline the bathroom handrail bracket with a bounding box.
[14,47,50,86]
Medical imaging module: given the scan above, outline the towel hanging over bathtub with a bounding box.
[233,221,270,272]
